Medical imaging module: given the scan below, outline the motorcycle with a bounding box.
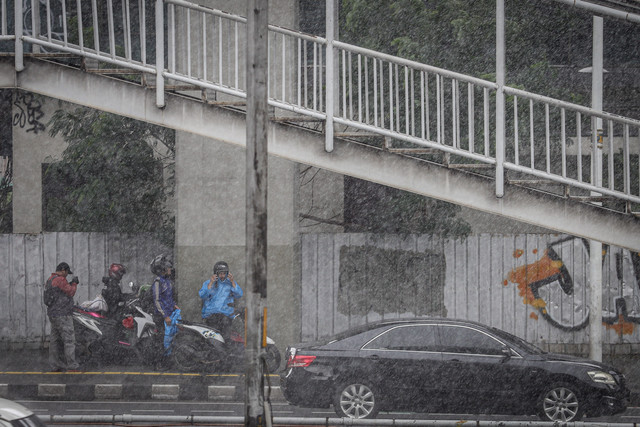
[170,310,281,374]
[72,282,162,366]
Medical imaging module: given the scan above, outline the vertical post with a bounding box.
[495,0,505,198]
[155,0,165,108]
[325,0,337,153]
[589,15,603,363]
[32,0,41,54]
[15,0,23,71]
[245,1,268,426]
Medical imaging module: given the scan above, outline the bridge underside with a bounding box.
[2,58,638,251]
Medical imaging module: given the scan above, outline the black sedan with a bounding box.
[280,318,629,421]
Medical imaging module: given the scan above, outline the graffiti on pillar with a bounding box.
[13,92,45,134]
[505,236,640,335]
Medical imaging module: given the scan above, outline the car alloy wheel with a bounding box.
[539,383,582,422]
[334,382,379,419]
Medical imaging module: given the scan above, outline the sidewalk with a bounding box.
[0,348,284,402]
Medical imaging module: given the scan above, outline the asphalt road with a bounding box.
[16,399,640,425]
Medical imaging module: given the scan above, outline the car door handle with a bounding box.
[367,355,380,360]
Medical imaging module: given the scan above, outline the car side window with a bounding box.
[364,325,439,352]
[440,325,505,355]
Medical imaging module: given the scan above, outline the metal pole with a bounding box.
[325,0,337,152]
[495,0,505,198]
[245,1,268,426]
[589,15,603,362]
[15,0,23,71]
[155,0,165,108]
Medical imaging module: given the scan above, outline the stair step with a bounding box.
[206,100,247,107]
[272,117,324,123]
[447,163,494,170]
[85,68,142,75]
[335,132,383,138]
[387,147,440,154]
[508,179,562,185]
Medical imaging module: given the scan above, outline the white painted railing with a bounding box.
[2,0,639,207]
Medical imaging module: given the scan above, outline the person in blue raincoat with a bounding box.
[198,261,243,346]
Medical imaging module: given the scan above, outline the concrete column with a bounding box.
[12,95,67,233]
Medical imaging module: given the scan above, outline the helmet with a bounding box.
[150,254,173,276]
[213,261,229,275]
[108,263,127,281]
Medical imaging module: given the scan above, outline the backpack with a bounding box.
[43,277,59,307]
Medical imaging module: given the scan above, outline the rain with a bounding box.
[0,0,639,425]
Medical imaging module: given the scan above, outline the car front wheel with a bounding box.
[538,383,583,422]
[333,382,379,419]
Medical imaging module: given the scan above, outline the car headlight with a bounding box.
[588,370,616,385]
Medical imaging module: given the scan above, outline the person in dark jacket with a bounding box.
[46,262,80,372]
[101,263,126,316]
[150,254,178,369]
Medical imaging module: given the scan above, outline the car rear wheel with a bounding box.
[333,382,379,419]
[538,383,583,422]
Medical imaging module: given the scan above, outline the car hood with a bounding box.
[535,352,614,370]
[0,398,34,421]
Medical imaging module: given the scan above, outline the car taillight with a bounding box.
[286,354,316,368]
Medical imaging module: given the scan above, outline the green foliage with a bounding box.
[344,178,471,238]
[45,108,175,245]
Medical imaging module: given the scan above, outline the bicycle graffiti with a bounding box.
[505,236,640,334]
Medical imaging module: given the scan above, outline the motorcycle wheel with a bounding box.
[263,344,281,374]
[74,329,101,367]
[171,336,221,372]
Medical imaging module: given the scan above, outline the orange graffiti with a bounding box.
[503,279,508,286]
[506,249,563,308]
[605,315,635,336]
[530,312,539,320]
[513,249,524,258]
[532,249,538,254]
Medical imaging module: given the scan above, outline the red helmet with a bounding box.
[108,263,127,281]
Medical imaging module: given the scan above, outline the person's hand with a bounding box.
[165,316,171,326]
[228,272,234,284]
[69,276,79,285]
[209,274,218,289]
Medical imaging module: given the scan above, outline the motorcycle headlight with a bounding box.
[588,370,616,385]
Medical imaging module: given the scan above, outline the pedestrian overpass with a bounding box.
[0,0,639,251]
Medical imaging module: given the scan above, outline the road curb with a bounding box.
[0,381,286,403]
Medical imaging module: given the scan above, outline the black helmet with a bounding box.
[213,261,229,275]
[150,254,173,276]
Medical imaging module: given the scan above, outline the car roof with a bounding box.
[321,317,491,342]
[0,398,34,421]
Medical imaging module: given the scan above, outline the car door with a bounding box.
[438,324,532,414]
[360,324,443,411]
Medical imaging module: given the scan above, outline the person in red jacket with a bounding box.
[46,262,80,372]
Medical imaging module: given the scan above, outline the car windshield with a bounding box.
[489,327,546,355]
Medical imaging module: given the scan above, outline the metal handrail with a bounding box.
[4,0,640,207]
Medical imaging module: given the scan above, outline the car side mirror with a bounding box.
[501,346,512,361]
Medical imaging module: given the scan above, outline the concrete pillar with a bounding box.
[12,95,67,233]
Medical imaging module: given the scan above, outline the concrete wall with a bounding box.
[12,94,67,233]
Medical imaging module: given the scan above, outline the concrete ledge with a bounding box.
[151,384,179,400]
[95,384,122,400]
[208,385,235,401]
[38,384,65,398]
[265,386,286,403]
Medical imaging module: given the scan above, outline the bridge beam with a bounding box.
[3,58,639,251]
